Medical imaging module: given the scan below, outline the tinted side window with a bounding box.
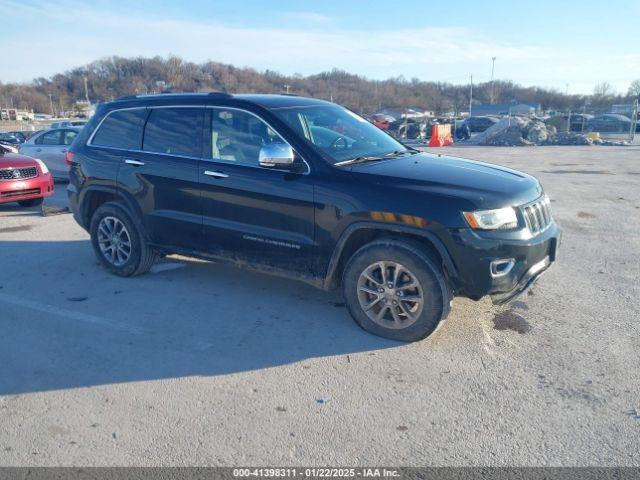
[210,109,285,166]
[36,130,62,145]
[143,108,202,157]
[91,109,147,149]
[61,130,78,146]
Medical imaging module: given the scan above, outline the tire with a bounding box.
[342,239,451,342]
[89,201,157,277]
[18,198,43,207]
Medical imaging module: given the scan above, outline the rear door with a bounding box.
[24,130,64,176]
[199,107,315,275]
[54,129,79,173]
[117,106,204,250]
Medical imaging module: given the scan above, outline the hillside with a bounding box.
[0,56,633,115]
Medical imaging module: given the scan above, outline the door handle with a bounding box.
[204,170,229,179]
[36,148,42,152]
[61,149,68,153]
[124,159,145,166]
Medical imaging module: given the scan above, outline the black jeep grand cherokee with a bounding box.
[68,93,560,341]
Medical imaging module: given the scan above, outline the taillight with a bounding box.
[65,151,75,165]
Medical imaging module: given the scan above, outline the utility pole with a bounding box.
[629,98,638,142]
[469,74,473,116]
[490,57,496,103]
[48,93,54,116]
[84,76,90,103]
[284,84,290,94]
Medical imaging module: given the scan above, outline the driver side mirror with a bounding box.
[259,143,295,169]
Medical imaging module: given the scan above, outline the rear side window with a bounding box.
[143,108,202,157]
[91,108,147,149]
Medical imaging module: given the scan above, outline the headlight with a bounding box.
[463,207,518,230]
[34,158,49,175]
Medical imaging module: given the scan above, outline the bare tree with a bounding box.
[593,81,614,98]
[628,79,640,98]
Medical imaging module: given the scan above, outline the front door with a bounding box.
[199,107,315,275]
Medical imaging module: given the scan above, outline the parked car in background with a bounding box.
[3,131,28,143]
[451,121,471,140]
[370,113,392,131]
[0,132,23,145]
[0,151,54,207]
[67,93,560,342]
[18,127,81,179]
[586,114,633,133]
[388,118,426,139]
[0,142,19,154]
[569,114,594,132]
[544,114,593,133]
[462,116,499,132]
[50,120,88,129]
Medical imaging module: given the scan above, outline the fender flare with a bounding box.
[81,185,145,232]
[322,221,459,289]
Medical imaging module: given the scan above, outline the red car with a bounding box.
[0,152,54,207]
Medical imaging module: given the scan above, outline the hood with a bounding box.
[348,152,543,209]
[0,153,39,169]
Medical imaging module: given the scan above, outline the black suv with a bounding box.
[68,93,560,341]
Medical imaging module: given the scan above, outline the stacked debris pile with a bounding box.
[554,132,592,146]
[467,116,629,146]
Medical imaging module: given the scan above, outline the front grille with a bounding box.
[0,166,38,180]
[521,196,553,235]
[0,188,40,198]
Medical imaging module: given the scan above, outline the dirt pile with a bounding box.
[467,117,630,146]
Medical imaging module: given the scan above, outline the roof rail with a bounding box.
[208,91,233,98]
[115,91,233,101]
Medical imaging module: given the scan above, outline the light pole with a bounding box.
[490,57,496,103]
[469,74,473,116]
[284,84,290,94]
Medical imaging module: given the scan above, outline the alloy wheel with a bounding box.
[356,261,424,329]
[97,216,132,267]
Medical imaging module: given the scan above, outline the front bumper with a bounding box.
[0,173,54,204]
[490,254,552,305]
[444,221,561,302]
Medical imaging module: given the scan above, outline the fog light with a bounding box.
[490,258,515,277]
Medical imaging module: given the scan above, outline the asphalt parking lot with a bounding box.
[0,145,639,466]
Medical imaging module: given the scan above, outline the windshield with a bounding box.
[271,104,408,164]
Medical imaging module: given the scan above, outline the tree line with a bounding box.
[0,56,638,116]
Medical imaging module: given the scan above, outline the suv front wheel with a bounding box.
[90,202,157,277]
[342,239,451,342]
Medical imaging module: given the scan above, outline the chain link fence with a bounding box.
[555,101,638,143]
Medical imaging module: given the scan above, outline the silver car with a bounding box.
[19,127,81,180]
[50,120,87,129]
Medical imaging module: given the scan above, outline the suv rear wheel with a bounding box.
[90,202,157,276]
[342,239,451,342]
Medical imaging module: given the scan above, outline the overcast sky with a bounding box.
[2,0,638,94]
